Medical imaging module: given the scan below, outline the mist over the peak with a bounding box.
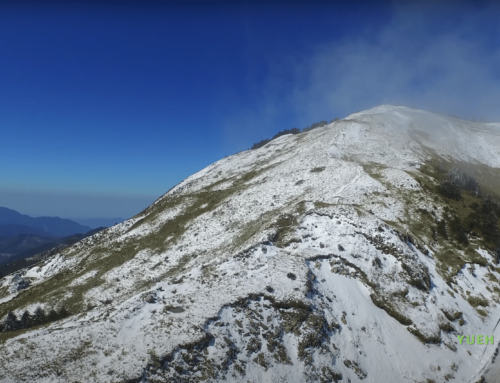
[289,2,500,123]
[222,1,500,151]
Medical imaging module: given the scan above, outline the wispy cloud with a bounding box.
[219,2,500,153]
[287,2,500,122]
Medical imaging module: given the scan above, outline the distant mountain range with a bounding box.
[0,224,48,237]
[0,207,109,272]
[70,217,125,229]
[0,233,53,258]
[0,207,92,237]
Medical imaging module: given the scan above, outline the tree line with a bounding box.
[0,306,70,333]
[250,118,340,150]
[439,165,500,257]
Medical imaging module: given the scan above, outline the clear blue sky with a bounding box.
[1,0,499,219]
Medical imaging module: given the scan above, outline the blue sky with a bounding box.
[1,0,499,219]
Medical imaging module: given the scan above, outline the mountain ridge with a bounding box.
[0,207,92,237]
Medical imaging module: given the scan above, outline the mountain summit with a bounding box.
[1,105,500,383]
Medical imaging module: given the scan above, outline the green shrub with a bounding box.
[467,295,488,308]
[440,180,461,200]
[476,308,488,317]
[370,294,413,325]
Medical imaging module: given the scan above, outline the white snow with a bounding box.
[1,105,499,383]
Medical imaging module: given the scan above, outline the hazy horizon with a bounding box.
[0,189,155,220]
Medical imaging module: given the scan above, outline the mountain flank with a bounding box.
[1,105,500,383]
[0,227,106,278]
[71,218,125,230]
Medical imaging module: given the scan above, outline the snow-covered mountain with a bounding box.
[1,105,500,383]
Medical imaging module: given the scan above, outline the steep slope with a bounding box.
[1,105,500,383]
[72,218,125,229]
[0,227,107,277]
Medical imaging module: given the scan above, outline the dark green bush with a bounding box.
[251,139,271,150]
[440,179,461,200]
[448,216,469,245]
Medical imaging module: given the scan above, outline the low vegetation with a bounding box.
[250,118,339,150]
[408,155,500,280]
